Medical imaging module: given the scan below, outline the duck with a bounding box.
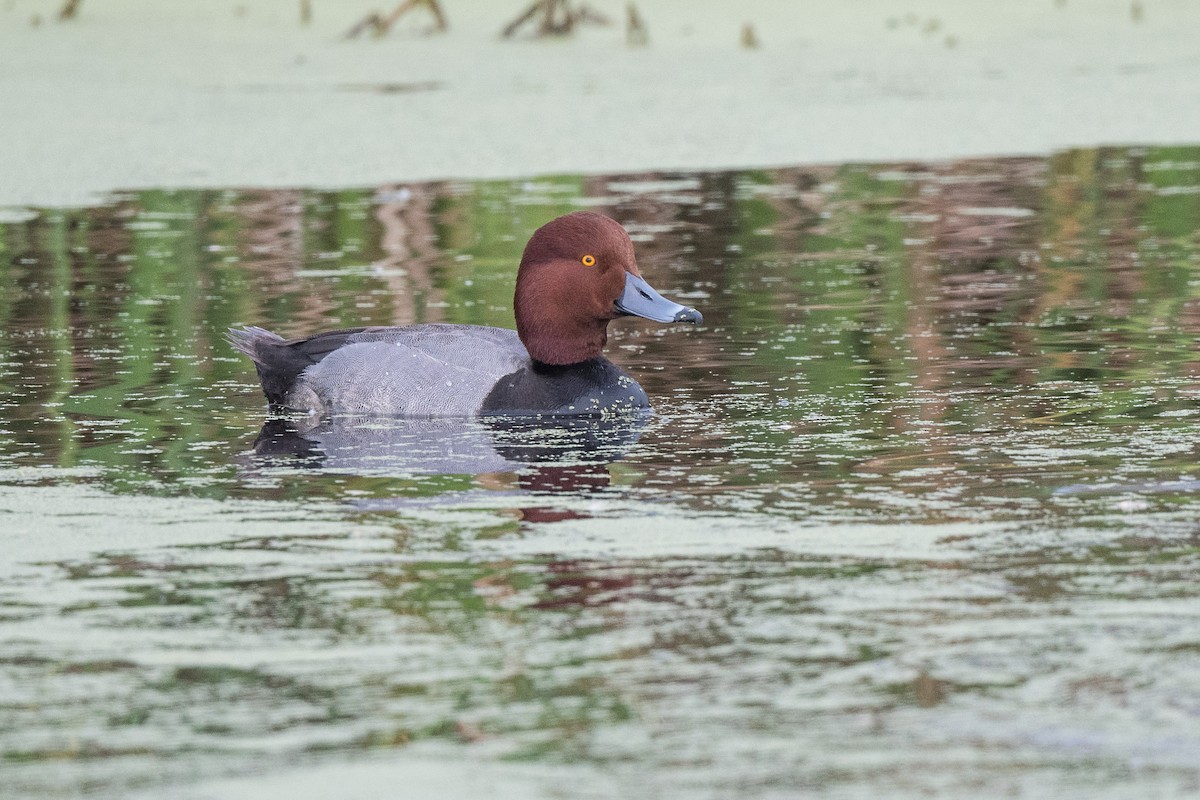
[227,211,703,417]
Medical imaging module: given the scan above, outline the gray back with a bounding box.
[292,324,529,417]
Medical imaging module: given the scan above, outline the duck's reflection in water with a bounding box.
[244,412,648,518]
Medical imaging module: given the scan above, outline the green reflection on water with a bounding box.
[0,146,1197,498]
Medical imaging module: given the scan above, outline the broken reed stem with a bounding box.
[626,2,647,46]
[59,0,83,21]
[502,0,611,39]
[346,0,448,39]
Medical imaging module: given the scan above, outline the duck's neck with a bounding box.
[530,356,608,375]
[519,318,610,366]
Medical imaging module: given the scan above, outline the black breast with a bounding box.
[480,358,649,416]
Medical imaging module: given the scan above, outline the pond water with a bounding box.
[3,146,1200,799]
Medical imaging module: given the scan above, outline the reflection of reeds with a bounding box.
[898,158,1045,397]
[234,190,305,277]
[235,189,336,332]
[372,184,445,325]
[44,216,79,466]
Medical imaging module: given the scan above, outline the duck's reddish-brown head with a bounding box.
[513,211,702,366]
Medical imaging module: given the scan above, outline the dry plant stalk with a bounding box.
[59,0,83,21]
[346,0,448,39]
[626,3,648,47]
[740,23,759,49]
[502,0,611,39]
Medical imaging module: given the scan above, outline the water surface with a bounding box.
[3,146,1200,798]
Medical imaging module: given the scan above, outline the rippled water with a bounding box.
[3,147,1200,799]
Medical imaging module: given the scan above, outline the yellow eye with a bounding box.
[581,254,596,267]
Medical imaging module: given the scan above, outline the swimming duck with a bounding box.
[227,211,702,417]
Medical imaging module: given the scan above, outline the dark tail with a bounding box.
[226,326,314,408]
[226,326,283,362]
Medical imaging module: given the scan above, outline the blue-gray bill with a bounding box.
[615,272,703,325]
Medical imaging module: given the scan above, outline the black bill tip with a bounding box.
[615,272,704,326]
